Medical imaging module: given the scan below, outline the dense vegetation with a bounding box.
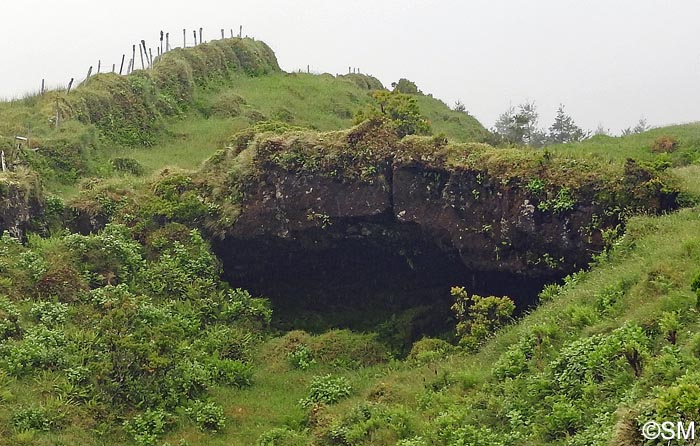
[1,36,700,446]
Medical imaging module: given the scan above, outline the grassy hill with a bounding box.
[0,36,699,446]
[0,38,487,200]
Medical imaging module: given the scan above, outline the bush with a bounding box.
[257,427,307,446]
[537,283,562,302]
[12,405,65,432]
[0,297,21,340]
[110,157,144,176]
[654,371,700,421]
[186,400,226,432]
[29,301,69,327]
[651,135,678,153]
[123,408,170,446]
[299,375,352,408]
[207,358,252,388]
[287,344,315,370]
[408,338,454,364]
[451,286,515,350]
[0,326,68,376]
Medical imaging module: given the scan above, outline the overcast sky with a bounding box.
[2,0,699,133]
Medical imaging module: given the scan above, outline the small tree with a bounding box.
[493,101,546,147]
[355,91,431,138]
[594,124,610,136]
[546,104,589,144]
[621,118,650,136]
[633,118,650,134]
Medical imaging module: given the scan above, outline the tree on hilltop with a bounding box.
[546,104,589,144]
[493,101,546,147]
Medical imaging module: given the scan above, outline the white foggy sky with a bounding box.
[1,0,699,133]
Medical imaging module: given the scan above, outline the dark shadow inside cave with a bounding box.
[213,220,557,353]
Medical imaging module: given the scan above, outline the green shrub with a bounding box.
[525,178,547,196]
[29,301,69,327]
[595,283,626,316]
[299,375,352,408]
[0,297,21,340]
[207,358,252,388]
[64,223,145,287]
[654,371,700,421]
[257,427,307,446]
[327,403,417,444]
[123,408,170,446]
[12,405,65,432]
[110,157,144,176]
[692,271,700,308]
[408,338,454,364]
[540,397,584,440]
[451,286,515,350]
[659,311,681,345]
[433,408,506,446]
[186,400,226,432]
[537,283,562,302]
[355,91,431,138]
[0,326,68,376]
[287,344,315,370]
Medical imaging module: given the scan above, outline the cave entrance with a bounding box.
[214,224,554,354]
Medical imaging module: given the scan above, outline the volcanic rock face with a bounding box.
[217,162,605,294]
[207,125,675,311]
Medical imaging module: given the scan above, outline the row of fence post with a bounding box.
[40,26,247,95]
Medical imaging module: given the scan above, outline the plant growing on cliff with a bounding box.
[355,91,431,138]
[451,286,515,350]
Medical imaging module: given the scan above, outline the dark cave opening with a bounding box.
[213,221,557,352]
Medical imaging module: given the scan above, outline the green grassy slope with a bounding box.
[0,40,488,203]
[548,123,700,165]
[2,36,700,446]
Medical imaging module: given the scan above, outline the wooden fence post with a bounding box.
[193,30,197,46]
[239,25,242,38]
[41,79,45,94]
[166,32,170,51]
[183,28,187,48]
[97,60,101,73]
[221,28,224,39]
[112,63,115,73]
[86,66,93,80]
[67,78,74,93]
[139,44,145,70]
[199,27,203,44]
[230,29,234,38]
[160,30,164,55]
[149,48,153,68]
[119,54,125,75]
[132,45,136,71]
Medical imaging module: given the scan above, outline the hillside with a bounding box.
[0,36,699,446]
